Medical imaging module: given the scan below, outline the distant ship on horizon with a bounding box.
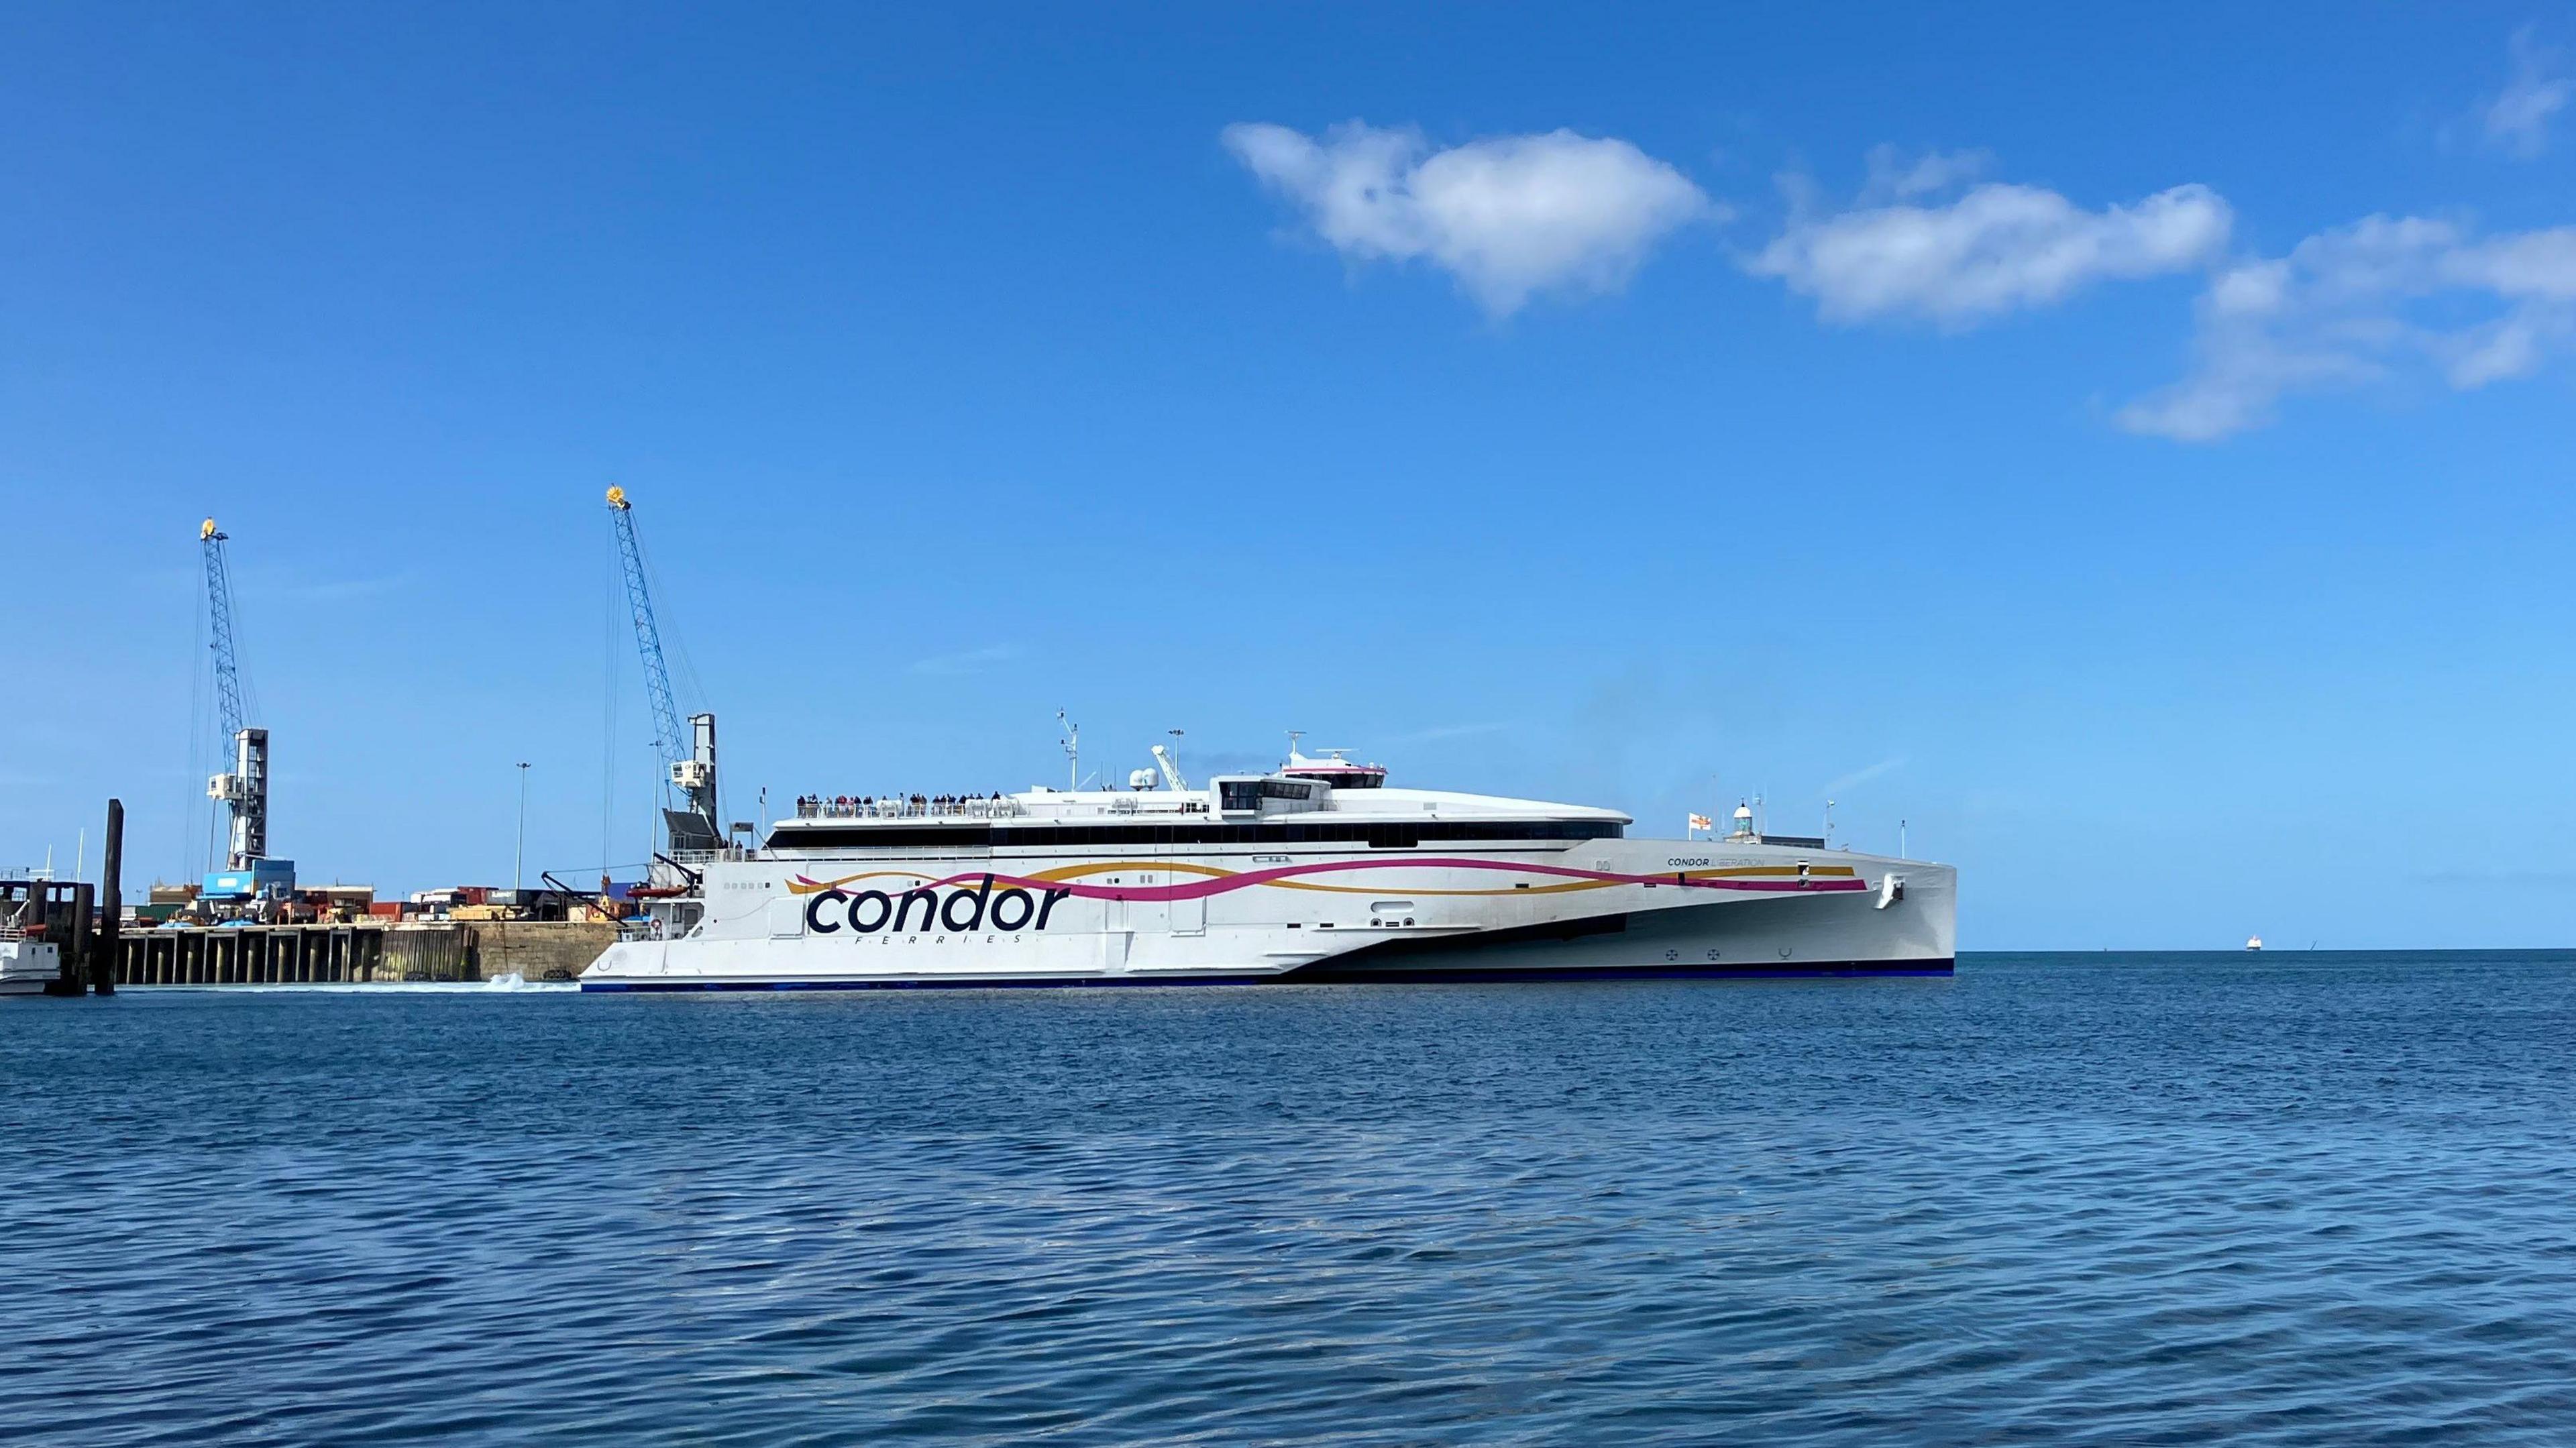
[2246,934,2264,951]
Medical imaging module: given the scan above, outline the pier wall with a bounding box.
[117,926,390,985]
[468,921,616,981]
[115,921,616,985]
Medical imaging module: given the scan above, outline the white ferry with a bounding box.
[580,740,1955,991]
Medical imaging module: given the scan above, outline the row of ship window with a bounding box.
[771,820,1626,850]
[1216,780,1320,810]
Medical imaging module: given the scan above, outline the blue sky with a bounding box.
[5,3,2573,948]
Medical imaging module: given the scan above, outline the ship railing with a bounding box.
[792,797,1028,822]
[1095,797,1210,816]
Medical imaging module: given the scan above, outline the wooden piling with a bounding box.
[92,799,120,995]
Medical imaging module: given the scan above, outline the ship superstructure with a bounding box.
[581,742,1955,990]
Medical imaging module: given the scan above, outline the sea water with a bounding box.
[5,952,2573,1445]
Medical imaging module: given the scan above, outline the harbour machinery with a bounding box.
[606,486,723,857]
[198,518,292,903]
[580,740,1956,991]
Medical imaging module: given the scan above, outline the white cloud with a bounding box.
[909,644,1018,676]
[1222,121,1713,315]
[2483,26,2571,157]
[1748,171,2232,327]
[2118,216,2576,441]
[1391,722,1511,744]
[1860,145,1990,201]
[1822,757,1907,796]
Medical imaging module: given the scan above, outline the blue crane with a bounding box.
[606,488,720,849]
[199,518,276,881]
[201,519,246,746]
[606,487,686,775]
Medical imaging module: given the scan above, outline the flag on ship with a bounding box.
[1688,813,1713,832]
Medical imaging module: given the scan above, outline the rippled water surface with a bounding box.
[7,952,2576,1445]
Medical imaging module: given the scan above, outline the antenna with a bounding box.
[1900,818,1908,858]
[1824,798,1836,847]
[1286,729,1304,767]
[1155,730,1189,791]
[1059,709,1079,791]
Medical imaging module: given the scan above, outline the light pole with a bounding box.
[515,762,530,892]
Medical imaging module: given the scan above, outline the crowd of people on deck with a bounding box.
[792,791,1012,820]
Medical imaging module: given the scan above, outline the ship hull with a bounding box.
[580,838,1956,992]
[581,961,1951,991]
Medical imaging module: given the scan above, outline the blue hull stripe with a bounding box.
[580,959,1955,992]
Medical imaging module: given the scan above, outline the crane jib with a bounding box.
[203,528,246,744]
[610,500,687,767]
